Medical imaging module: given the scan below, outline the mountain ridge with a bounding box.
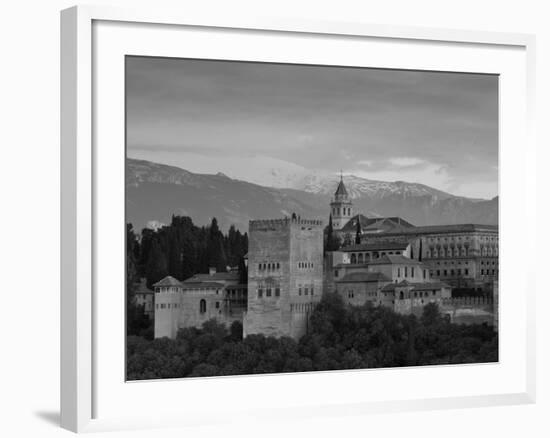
[126,158,498,232]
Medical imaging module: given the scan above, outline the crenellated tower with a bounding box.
[330,174,353,230]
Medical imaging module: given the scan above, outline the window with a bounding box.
[266,288,272,297]
[311,285,314,296]
[277,262,280,269]
[304,287,309,295]
[200,299,206,313]
[450,269,454,276]
[436,270,440,276]
[298,287,302,296]
[351,254,357,264]
[334,269,339,277]
[465,269,469,275]
[275,288,280,297]
[443,270,447,276]
[423,269,427,279]
[258,288,263,298]
[411,267,415,277]
[397,268,401,277]
[404,267,408,277]
[215,301,220,309]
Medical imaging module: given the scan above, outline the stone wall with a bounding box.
[244,217,323,340]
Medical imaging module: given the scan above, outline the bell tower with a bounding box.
[330,173,353,230]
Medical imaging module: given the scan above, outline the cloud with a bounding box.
[126,57,498,199]
[388,157,426,168]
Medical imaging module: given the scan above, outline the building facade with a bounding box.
[361,224,499,290]
[133,278,155,320]
[244,217,324,339]
[153,269,247,339]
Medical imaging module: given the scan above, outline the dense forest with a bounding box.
[126,216,249,337]
[126,294,498,380]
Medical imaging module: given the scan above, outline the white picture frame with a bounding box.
[60,4,537,433]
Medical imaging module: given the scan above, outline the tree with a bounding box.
[325,214,341,252]
[355,218,362,244]
[145,238,168,289]
[206,218,227,272]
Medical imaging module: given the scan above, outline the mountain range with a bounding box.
[126,158,498,233]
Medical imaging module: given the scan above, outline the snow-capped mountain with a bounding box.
[126,158,498,232]
[298,173,456,202]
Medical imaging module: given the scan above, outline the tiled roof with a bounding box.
[334,179,348,197]
[133,278,153,294]
[376,223,498,236]
[411,281,451,291]
[381,280,411,292]
[382,280,451,292]
[340,215,415,233]
[181,282,226,289]
[183,271,240,283]
[337,272,391,283]
[341,241,410,252]
[153,276,183,287]
[368,254,424,266]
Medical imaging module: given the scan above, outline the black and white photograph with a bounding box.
[125,56,499,380]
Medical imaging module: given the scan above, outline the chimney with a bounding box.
[209,267,216,275]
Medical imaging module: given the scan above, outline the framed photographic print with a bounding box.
[61,5,536,433]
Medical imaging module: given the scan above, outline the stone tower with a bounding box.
[244,217,324,340]
[153,276,183,339]
[330,174,353,230]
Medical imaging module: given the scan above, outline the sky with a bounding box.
[126,56,498,199]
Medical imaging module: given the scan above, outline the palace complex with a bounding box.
[152,176,498,340]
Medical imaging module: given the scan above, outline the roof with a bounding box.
[368,254,424,266]
[381,280,411,292]
[133,278,153,295]
[382,280,451,292]
[340,215,415,234]
[183,271,240,283]
[337,272,391,283]
[153,276,183,287]
[375,223,498,236]
[341,241,410,252]
[181,281,226,290]
[410,281,451,291]
[334,178,348,197]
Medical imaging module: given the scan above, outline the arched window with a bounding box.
[351,254,357,264]
[358,253,364,264]
[199,299,206,314]
[399,291,404,300]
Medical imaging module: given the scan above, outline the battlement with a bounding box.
[249,217,323,231]
[440,296,494,307]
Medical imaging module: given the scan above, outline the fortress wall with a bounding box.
[245,220,292,338]
[245,218,324,340]
[154,289,181,339]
